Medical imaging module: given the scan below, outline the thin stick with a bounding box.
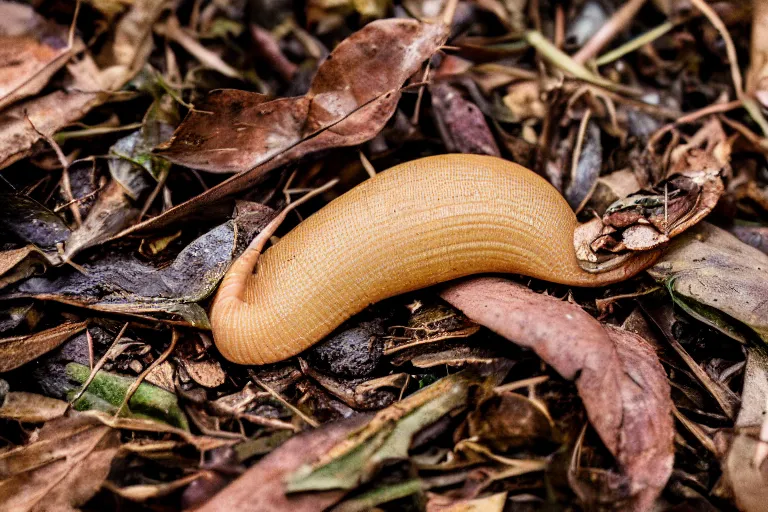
[68,322,130,407]
[573,0,648,64]
[595,21,676,66]
[252,374,319,428]
[115,329,179,419]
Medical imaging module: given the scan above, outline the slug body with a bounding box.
[211,154,656,365]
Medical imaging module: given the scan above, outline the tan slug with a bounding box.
[210,154,659,365]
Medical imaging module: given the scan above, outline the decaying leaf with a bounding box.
[0,246,48,290]
[0,321,87,373]
[122,18,448,234]
[286,373,473,492]
[0,391,68,422]
[195,414,371,512]
[6,208,273,327]
[441,277,674,509]
[0,3,83,110]
[647,222,768,342]
[0,413,121,512]
[0,0,167,170]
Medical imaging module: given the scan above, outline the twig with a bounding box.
[68,322,130,408]
[252,374,319,428]
[525,31,640,96]
[573,0,648,64]
[689,0,768,135]
[115,329,179,419]
[595,21,676,66]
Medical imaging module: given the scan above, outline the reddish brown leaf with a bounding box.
[441,277,674,510]
[122,19,447,235]
[195,415,369,512]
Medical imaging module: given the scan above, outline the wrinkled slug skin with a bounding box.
[211,154,656,365]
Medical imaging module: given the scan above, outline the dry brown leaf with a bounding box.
[0,413,121,512]
[0,0,166,170]
[441,277,674,510]
[155,19,447,173]
[647,222,768,342]
[121,19,447,235]
[0,391,68,423]
[467,391,555,452]
[426,491,508,512]
[195,415,370,512]
[0,246,47,290]
[0,3,83,110]
[0,321,88,373]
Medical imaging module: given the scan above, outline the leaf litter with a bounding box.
[0,1,767,511]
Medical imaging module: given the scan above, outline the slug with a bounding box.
[211,154,659,365]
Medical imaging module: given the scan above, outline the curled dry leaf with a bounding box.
[0,3,83,110]
[574,160,724,269]
[441,277,674,510]
[647,222,768,342]
[0,246,47,290]
[156,19,447,173]
[467,391,556,452]
[0,321,87,373]
[195,414,371,512]
[0,413,121,512]
[124,19,448,234]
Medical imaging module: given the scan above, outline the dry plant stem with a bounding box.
[672,404,717,455]
[115,329,179,419]
[25,115,82,226]
[689,0,768,135]
[139,167,170,221]
[572,0,648,64]
[68,322,130,408]
[251,374,319,428]
[162,16,242,79]
[747,0,768,95]
[595,21,676,66]
[210,155,659,365]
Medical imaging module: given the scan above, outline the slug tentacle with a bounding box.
[210,155,659,365]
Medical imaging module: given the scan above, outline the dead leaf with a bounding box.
[647,222,768,342]
[0,0,167,170]
[7,208,273,327]
[426,491,508,512]
[195,414,371,512]
[120,19,447,235]
[467,391,556,452]
[0,413,121,512]
[716,428,768,512]
[441,277,674,510]
[0,246,48,290]
[286,373,474,492]
[0,321,87,373]
[0,391,68,422]
[156,19,447,173]
[0,3,83,110]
